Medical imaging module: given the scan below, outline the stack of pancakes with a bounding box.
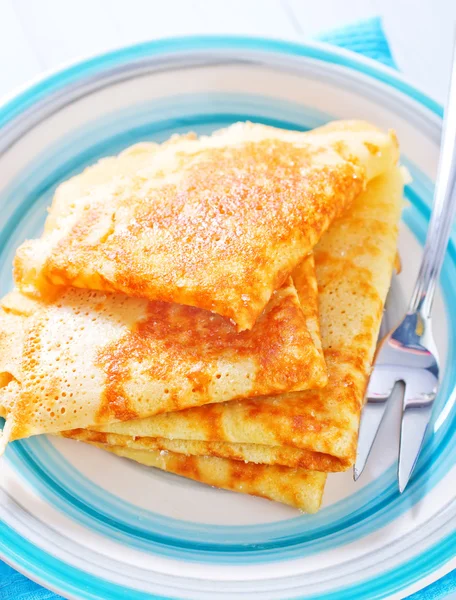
[0,120,404,512]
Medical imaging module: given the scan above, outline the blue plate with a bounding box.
[0,36,454,599]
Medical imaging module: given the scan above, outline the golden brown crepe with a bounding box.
[85,166,404,471]
[61,428,341,471]
[14,120,399,330]
[0,255,326,452]
[87,442,327,512]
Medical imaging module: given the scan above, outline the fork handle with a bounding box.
[409,40,456,318]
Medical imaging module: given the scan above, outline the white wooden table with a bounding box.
[1,0,455,105]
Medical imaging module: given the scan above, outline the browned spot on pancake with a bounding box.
[292,449,343,471]
[394,252,402,274]
[243,396,276,422]
[186,369,212,396]
[0,372,14,389]
[95,362,138,423]
[292,415,311,431]
[44,208,108,288]
[231,459,258,482]
[237,392,327,450]
[172,454,201,480]
[189,403,225,441]
[325,349,367,376]
[165,389,184,413]
[13,256,25,289]
[205,441,245,462]
[314,252,379,293]
[364,141,380,155]
[62,429,109,444]
[94,318,148,423]
[332,141,348,156]
[227,460,275,495]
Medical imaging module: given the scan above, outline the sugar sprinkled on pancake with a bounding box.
[15,120,399,330]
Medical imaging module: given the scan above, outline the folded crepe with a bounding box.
[87,442,327,513]
[61,428,340,472]
[14,120,399,330]
[0,254,326,451]
[80,166,404,472]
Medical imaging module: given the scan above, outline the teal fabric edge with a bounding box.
[319,16,398,68]
[0,16,453,600]
[407,569,456,600]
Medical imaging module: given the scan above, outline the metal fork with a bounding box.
[354,41,456,492]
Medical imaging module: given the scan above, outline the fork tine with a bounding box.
[354,399,390,481]
[354,356,398,481]
[398,383,434,492]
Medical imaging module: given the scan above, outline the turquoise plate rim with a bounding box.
[0,35,453,600]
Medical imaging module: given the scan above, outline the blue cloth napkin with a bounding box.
[1,16,454,600]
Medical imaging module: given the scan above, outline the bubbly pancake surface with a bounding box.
[0,255,326,447]
[89,166,404,471]
[14,121,399,330]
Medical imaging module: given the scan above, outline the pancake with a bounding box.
[0,255,326,452]
[86,442,327,512]
[87,166,404,471]
[43,141,160,235]
[14,120,399,331]
[61,428,342,471]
